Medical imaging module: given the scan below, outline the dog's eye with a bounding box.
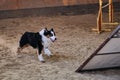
[50,34,53,36]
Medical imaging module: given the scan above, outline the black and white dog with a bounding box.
[17,28,57,62]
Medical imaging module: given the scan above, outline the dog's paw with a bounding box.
[38,54,45,62]
[17,47,21,53]
[44,49,53,57]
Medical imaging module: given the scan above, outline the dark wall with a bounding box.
[0,0,119,11]
[0,0,119,19]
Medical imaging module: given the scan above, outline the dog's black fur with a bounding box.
[19,32,43,55]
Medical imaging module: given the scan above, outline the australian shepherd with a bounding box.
[17,28,57,62]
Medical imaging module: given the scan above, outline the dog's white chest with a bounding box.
[42,37,52,48]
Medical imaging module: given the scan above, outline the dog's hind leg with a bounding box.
[17,47,22,53]
[17,32,29,53]
[17,44,29,53]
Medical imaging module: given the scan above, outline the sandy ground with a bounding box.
[0,12,120,80]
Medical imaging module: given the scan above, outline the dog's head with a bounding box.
[39,28,57,42]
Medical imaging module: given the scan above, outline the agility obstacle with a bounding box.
[92,0,119,33]
[76,25,120,72]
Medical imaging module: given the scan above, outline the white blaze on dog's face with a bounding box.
[49,28,57,42]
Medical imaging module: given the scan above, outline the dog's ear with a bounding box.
[51,28,54,31]
[44,28,48,36]
[44,28,48,32]
[51,28,56,35]
[45,28,48,31]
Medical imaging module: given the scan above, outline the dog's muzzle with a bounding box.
[50,37,57,42]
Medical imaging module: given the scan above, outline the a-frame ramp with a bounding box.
[76,25,120,72]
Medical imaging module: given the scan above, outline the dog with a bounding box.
[17,28,57,62]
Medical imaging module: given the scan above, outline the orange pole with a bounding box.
[97,0,102,33]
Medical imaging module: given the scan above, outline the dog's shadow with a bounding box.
[17,51,75,63]
[45,52,75,62]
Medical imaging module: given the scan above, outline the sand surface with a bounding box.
[0,12,120,80]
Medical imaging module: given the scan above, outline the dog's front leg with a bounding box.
[37,45,45,63]
[44,48,53,57]
[38,53,45,63]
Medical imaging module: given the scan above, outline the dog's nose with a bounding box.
[55,38,57,40]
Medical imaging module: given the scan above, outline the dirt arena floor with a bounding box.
[0,12,120,80]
